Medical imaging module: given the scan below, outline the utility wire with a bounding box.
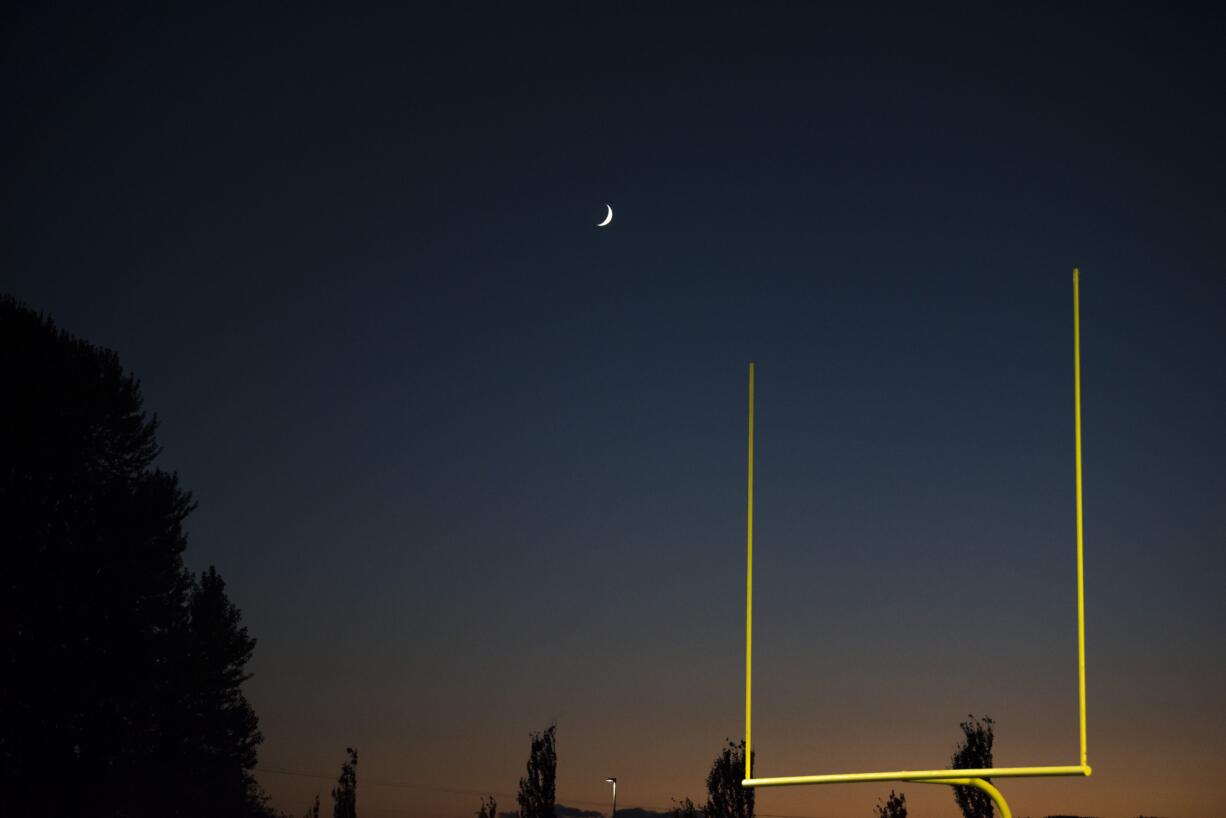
[256,766,835,818]
[259,766,521,801]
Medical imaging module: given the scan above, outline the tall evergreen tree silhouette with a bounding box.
[0,296,272,817]
[517,725,556,818]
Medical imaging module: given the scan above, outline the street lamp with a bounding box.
[605,778,617,818]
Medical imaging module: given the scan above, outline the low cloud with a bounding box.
[611,809,675,818]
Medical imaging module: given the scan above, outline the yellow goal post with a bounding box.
[740,270,1092,818]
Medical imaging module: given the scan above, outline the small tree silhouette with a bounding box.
[873,790,907,818]
[517,725,556,818]
[478,795,498,818]
[304,794,321,818]
[668,798,703,818]
[332,747,358,818]
[950,715,995,818]
[703,740,754,818]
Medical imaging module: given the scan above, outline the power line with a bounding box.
[259,766,517,801]
[256,766,836,818]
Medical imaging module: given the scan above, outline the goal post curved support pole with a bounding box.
[740,271,1091,815]
[916,778,1011,818]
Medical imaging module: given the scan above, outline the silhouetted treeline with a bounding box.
[0,296,275,817]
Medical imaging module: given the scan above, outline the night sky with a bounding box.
[5,5,1225,817]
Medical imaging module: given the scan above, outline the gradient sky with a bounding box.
[5,5,1225,818]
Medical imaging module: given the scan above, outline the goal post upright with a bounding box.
[745,361,755,782]
[1074,267,1089,771]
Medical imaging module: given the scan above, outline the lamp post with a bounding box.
[605,778,617,818]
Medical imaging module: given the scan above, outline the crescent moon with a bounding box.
[597,204,613,227]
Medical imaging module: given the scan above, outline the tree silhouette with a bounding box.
[703,740,754,818]
[305,794,322,818]
[950,715,996,818]
[0,296,273,817]
[478,795,498,818]
[517,725,557,818]
[873,790,907,818]
[332,747,359,818]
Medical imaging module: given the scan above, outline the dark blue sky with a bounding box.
[5,5,1224,817]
